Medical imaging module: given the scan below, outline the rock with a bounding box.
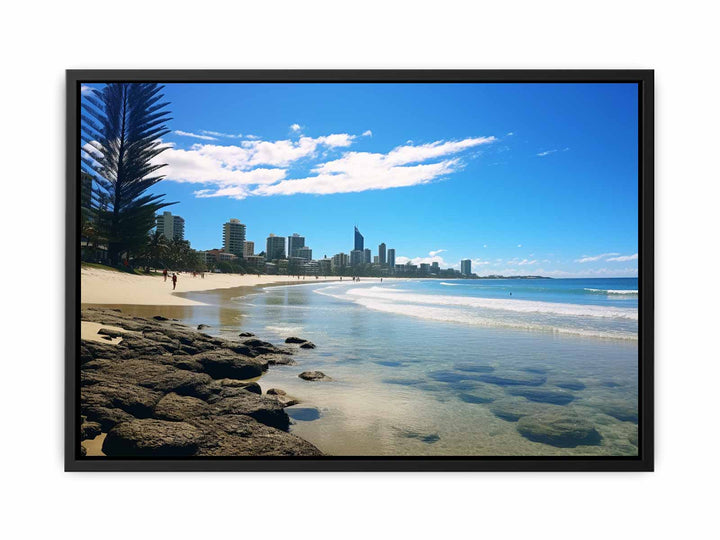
[197,324,211,330]
[266,388,286,395]
[507,386,576,405]
[97,327,125,338]
[80,420,102,440]
[489,400,540,422]
[262,354,296,366]
[299,371,331,381]
[375,360,404,367]
[273,395,300,407]
[81,380,164,418]
[383,377,426,386]
[191,415,322,456]
[553,378,587,391]
[153,393,210,421]
[238,332,255,337]
[209,391,290,430]
[596,400,638,423]
[394,427,441,444]
[191,350,265,380]
[516,412,602,447]
[453,362,495,373]
[81,406,136,431]
[476,371,547,387]
[427,370,474,384]
[152,315,169,321]
[285,336,308,344]
[299,342,316,349]
[103,419,204,456]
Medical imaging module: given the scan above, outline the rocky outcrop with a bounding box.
[80,308,322,457]
[285,336,308,344]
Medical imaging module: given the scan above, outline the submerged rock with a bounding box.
[286,407,321,421]
[285,336,308,344]
[299,342,316,349]
[453,362,495,373]
[299,371,331,381]
[476,371,547,387]
[596,400,638,423]
[552,378,587,391]
[516,412,602,448]
[489,399,544,422]
[238,332,255,337]
[507,386,576,405]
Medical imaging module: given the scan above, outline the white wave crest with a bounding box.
[344,287,638,320]
[584,288,638,295]
[440,282,459,286]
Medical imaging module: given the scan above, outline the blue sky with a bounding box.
[82,82,639,277]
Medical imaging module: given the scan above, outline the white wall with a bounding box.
[2,1,717,538]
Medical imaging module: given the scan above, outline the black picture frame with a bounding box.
[66,69,653,472]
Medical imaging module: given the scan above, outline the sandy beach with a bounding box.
[81,266,341,306]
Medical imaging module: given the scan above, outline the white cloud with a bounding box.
[290,123,302,132]
[174,130,218,141]
[606,253,638,262]
[200,130,243,139]
[244,134,260,140]
[518,259,537,266]
[517,244,522,248]
[428,249,446,256]
[252,136,495,197]
[362,130,373,137]
[483,244,488,248]
[575,252,620,263]
[536,149,557,157]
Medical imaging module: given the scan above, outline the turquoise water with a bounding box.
[186,278,639,456]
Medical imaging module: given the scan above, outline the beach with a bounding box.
[81,266,341,306]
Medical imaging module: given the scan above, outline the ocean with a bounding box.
[182,277,639,456]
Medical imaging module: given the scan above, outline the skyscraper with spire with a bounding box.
[354,226,364,251]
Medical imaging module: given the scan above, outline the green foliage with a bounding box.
[81,83,174,264]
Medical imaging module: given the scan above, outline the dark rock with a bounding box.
[489,400,540,422]
[152,315,169,321]
[153,393,210,421]
[453,362,495,373]
[263,354,296,366]
[507,386,576,405]
[299,342,316,349]
[517,412,602,447]
[103,419,203,456]
[476,371,547,387]
[197,324,211,330]
[597,400,638,423]
[285,336,308,344]
[553,378,587,391]
[80,444,87,456]
[266,388,286,395]
[81,406,136,431]
[191,350,265,380]
[80,420,102,440]
[97,327,126,338]
[238,332,255,337]
[209,390,290,430]
[191,415,322,456]
[81,380,164,418]
[299,371,331,381]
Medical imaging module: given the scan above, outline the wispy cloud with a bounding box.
[362,130,373,137]
[174,130,218,141]
[575,252,620,263]
[428,249,446,257]
[537,147,569,157]
[606,253,638,262]
[200,130,243,139]
[290,123,302,132]
[251,136,496,197]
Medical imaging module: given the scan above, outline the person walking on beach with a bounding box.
[163,269,168,282]
[172,273,177,290]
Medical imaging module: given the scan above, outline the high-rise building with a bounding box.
[350,249,364,266]
[156,211,186,241]
[378,243,387,265]
[373,255,379,264]
[431,261,440,273]
[331,252,349,270]
[243,241,255,257]
[461,259,472,276]
[420,263,430,274]
[354,226,364,251]
[364,248,371,264]
[266,234,286,261]
[287,233,306,258]
[222,219,246,257]
[387,248,396,268]
[296,246,313,260]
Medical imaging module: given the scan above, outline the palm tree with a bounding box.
[81,83,174,265]
[143,229,169,271]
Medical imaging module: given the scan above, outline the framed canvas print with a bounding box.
[66,70,653,471]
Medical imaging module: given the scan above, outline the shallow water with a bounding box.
[87,278,639,456]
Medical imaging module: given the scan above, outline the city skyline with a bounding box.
[84,82,639,277]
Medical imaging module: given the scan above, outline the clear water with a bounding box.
[163,277,639,457]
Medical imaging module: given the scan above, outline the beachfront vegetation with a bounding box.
[81,83,174,265]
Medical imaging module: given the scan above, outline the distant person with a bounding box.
[201,271,205,279]
[163,269,168,282]
[172,273,177,290]
[380,278,383,283]
[340,276,343,281]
